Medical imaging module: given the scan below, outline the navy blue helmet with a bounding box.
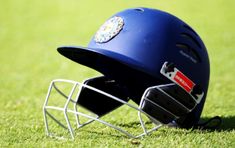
[58,7,209,128]
[44,7,210,139]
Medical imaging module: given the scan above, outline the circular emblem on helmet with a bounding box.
[94,16,124,43]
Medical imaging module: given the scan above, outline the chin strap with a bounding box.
[193,116,222,130]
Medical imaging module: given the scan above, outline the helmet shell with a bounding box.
[58,7,210,127]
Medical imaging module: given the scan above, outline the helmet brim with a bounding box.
[57,46,160,103]
[57,46,144,76]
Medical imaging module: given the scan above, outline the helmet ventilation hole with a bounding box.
[183,24,198,37]
[180,33,202,49]
[176,43,201,63]
[134,8,145,12]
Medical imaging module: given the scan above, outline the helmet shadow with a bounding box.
[199,116,235,132]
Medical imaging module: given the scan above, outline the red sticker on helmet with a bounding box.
[160,62,205,103]
[160,62,195,93]
[173,71,195,93]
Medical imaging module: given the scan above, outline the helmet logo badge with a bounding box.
[94,16,124,43]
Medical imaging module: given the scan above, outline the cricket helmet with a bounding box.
[43,7,210,139]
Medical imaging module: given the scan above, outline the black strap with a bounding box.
[193,116,222,130]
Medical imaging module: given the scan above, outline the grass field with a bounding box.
[0,0,235,147]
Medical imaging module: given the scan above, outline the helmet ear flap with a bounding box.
[141,83,199,126]
[77,76,129,116]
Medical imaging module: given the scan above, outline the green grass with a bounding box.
[0,0,235,147]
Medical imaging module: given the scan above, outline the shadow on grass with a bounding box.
[75,116,234,138]
[200,116,235,131]
[115,116,235,132]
